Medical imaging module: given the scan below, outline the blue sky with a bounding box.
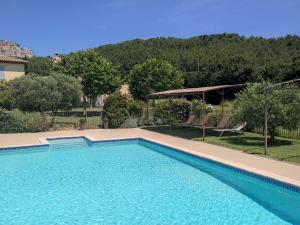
[1,0,300,56]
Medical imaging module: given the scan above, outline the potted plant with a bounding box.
[103,117,109,129]
[79,118,86,130]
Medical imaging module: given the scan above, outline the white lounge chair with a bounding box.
[214,122,247,137]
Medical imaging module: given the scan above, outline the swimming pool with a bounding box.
[0,137,299,224]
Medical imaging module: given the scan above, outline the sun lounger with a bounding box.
[216,116,231,129]
[214,122,247,137]
[195,114,210,128]
[183,114,196,126]
[197,115,230,129]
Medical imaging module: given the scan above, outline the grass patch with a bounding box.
[143,126,300,164]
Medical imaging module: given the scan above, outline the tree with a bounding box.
[128,59,184,100]
[57,50,122,103]
[10,73,82,116]
[50,72,82,111]
[94,34,300,86]
[25,56,54,76]
[233,82,300,142]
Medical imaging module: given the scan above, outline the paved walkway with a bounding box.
[1,128,300,187]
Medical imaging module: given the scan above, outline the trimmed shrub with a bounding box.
[171,99,191,123]
[153,99,191,124]
[103,92,129,128]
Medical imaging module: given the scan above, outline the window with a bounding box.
[0,66,4,80]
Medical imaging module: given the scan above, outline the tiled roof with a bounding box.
[0,55,28,64]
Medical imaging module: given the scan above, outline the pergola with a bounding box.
[147,84,245,140]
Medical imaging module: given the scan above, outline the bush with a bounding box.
[0,81,13,110]
[153,100,171,124]
[192,99,215,115]
[103,92,129,128]
[127,100,143,117]
[154,99,191,124]
[0,110,49,133]
[10,73,82,114]
[0,111,24,133]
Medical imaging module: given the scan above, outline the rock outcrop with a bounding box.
[0,40,33,58]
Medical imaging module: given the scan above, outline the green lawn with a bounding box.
[143,126,300,164]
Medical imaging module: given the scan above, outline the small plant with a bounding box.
[103,116,109,129]
[79,118,86,123]
[79,118,86,130]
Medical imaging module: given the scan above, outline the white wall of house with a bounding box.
[0,62,25,81]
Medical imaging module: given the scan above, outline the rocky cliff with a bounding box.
[0,40,33,58]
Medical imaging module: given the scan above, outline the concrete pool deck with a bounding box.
[1,128,300,187]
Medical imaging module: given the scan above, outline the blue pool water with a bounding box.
[0,138,299,225]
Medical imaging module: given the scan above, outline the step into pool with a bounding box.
[0,137,299,224]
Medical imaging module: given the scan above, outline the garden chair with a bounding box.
[196,114,210,128]
[216,116,231,129]
[183,114,196,127]
[214,122,247,137]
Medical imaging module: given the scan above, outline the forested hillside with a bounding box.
[95,33,300,87]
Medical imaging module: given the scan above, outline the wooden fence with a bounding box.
[254,127,300,140]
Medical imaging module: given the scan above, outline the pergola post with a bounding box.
[264,89,269,155]
[202,91,206,141]
[264,106,268,155]
[198,94,201,129]
[221,88,224,118]
[192,94,195,114]
[169,97,172,135]
[146,97,149,128]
